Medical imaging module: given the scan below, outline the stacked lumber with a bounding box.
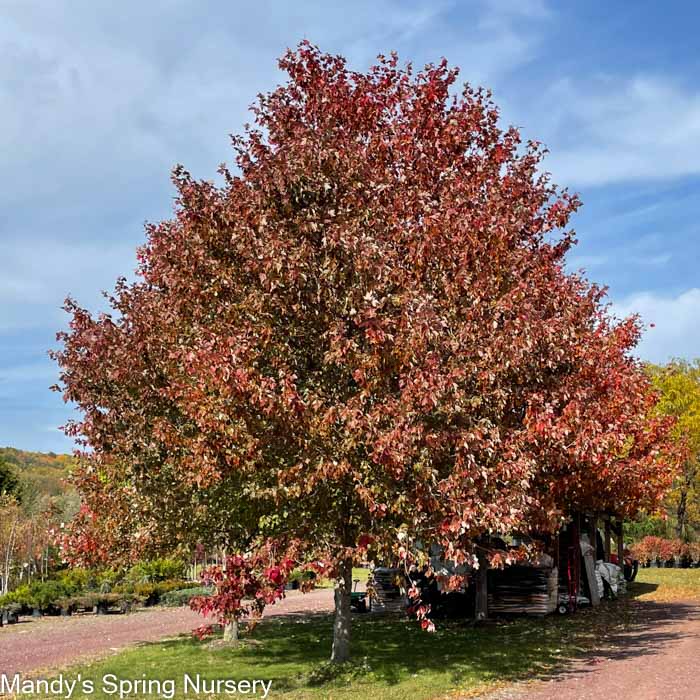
[488,565,558,615]
[370,567,407,613]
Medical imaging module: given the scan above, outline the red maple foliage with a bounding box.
[52,42,679,661]
[189,550,295,638]
[631,535,700,565]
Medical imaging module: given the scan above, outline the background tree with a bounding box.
[0,449,78,593]
[647,360,700,540]
[53,43,678,662]
[0,496,22,595]
[0,456,20,498]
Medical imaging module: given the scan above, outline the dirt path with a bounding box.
[0,588,334,677]
[486,600,700,700]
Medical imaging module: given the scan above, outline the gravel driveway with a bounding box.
[482,599,700,700]
[0,588,334,676]
[3,592,699,699]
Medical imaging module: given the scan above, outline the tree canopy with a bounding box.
[0,456,20,498]
[647,360,700,539]
[52,43,679,661]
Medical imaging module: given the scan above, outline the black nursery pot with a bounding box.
[3,611,18,625]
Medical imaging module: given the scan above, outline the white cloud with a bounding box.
[0,363,58,383]
[534,76,700,187]
[567,254,610,270]
[0,0,552,327]
[0,0,552,240]
[566,249,672,273]
[1,0,698,451]
[613,288,700,364]
[424,0,551,90]
[0,237,139,331]
[630,252,672,267]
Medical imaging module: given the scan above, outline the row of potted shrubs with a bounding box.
[632,536,700,568]
[0,559,211,624]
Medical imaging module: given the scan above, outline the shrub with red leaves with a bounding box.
[190,550,296,637]
[632,535,685,564]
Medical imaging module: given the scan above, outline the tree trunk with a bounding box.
[2,517,18,596]
[676,459,697,541]
[617,520,624,564]
[676,489,688,540]
[475,545,488,622]
[223,619,239,642]
[330,558,352,663]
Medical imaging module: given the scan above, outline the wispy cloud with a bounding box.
[613,288,700,364]
[630,252,672,266]
[0,238,138,331]
[567,254,610,270]
[566,249,672,273]
[537,75,700,187]
[1,0,699,450]
[0,363,58,384]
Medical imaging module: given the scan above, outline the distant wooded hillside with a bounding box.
[0,447,73,497]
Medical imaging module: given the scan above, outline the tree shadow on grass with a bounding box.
[627,580,659,598]
[115,588,698,698]
[520,597,700,687]
[229,594,700,693]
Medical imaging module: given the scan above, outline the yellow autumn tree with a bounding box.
[648,360,700,539]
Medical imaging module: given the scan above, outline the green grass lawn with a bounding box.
[31,569,700,700]
[634,567,700,601]
[314,568,371,589]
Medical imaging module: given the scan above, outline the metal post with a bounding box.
[588,514,597,559]
[617,519,624,564]
[475,541,489,622]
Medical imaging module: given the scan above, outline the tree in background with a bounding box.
[647,360,700,540]
[0,497,21,595]
[0,496,61,594]
[0,456,20,498]
[0,450,77,594]
[53,43,678,662]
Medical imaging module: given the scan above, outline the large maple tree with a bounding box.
[52,43,678,662]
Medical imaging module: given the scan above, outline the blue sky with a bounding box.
[1,0,699,453]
